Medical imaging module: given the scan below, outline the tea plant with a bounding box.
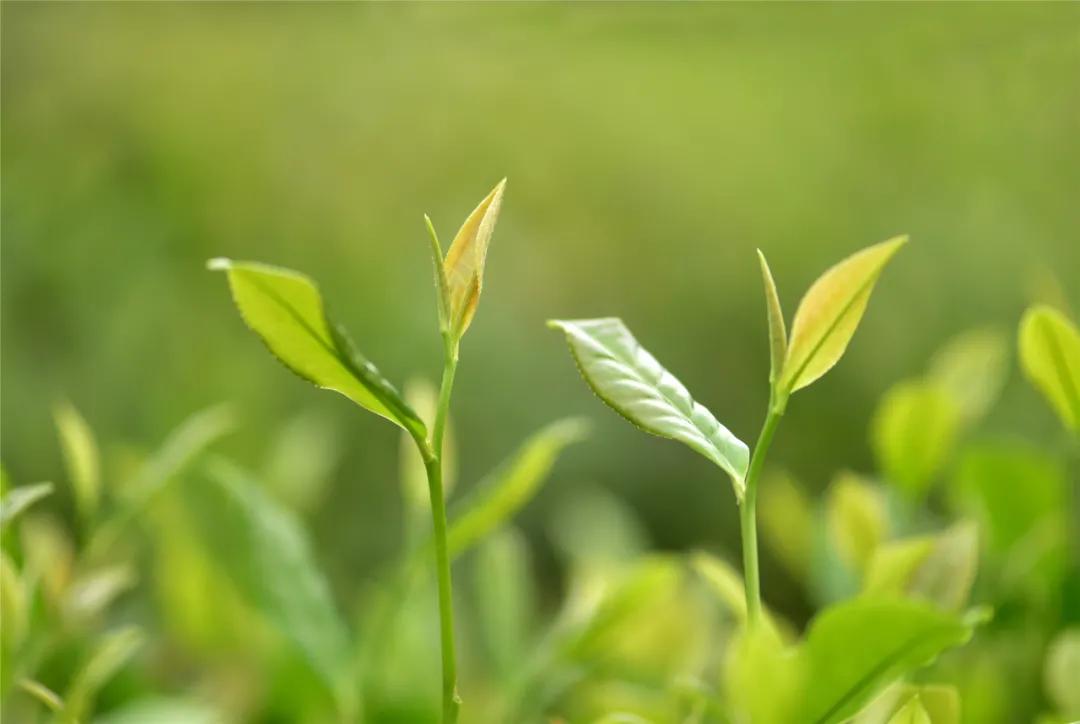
[550,238,992,723]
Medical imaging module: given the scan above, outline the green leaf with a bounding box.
[1,551,28,651]
[0,482,53,529]
[800,599,984,724]
[425,213,453,335]
[1019,305,1080,431]
[64,626,143,722]
[209,258,424,435]
[549,317,749,498]
[724,623,803,724]
[780,236,907,394]
[53,401,101,520]
[1044,627,1080,718]
[861,537,935,599]
[17,679,64,713]
[443,179,507,338]
[186,458,354,715]
[757,249,788,390]
[472,527,535,678]
[94,698,224,724]
[887,695,931,724]
[826,472,887,574]
[871,380,961,499]
[759,471,815,580]
[928,327,1009,424]
[907,522,979,612]
[446,418,587,559]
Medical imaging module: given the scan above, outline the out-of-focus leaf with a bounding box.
[826,472,887,574]
[443,179,506,338]
[473,527,535,679]
[446,418,587,559]
[870,380,961,499]
[1,551,28,652]
[908,522,979,612]
[54,401,101,520]
[548,485,648,572]
[757,249,788,389]
[186,458,354,715]
[759,470,815,580]
[93,698,225,724]
[861,537,935,599]
[914,685,961,724]
[887,695,931,724]
[20,513,74,606]
[208,258,424,435]
[1044,627,1080,718]
[799,600,984,724]
[549,318,749,499]
[64,626,143,722]
[264,410,342,513]
[723,623,802,724]
[928,328,1009,424]
[0,482,53,529]
[1018,305,1080,431]
[63,564,136,623]
[690,552,747,622]
[17,679,64,713]
[780,236,907,394]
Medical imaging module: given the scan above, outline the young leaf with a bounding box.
[887,695,931,724]
[54,401,101,519]
[446,418,587,559]
[549,318,749,498]
[870,380,961,499]
[759,471,815,580]
[186,458,354,715]
[208,259,424,436]
[443,179,506,338]
[724,622,803,724]
[1018,305,1080,431]
[780,236,907,394]
[826,472,887,574]
[757,249,787,389]
[17,679,64,713]
[64,626,144,722]
[425,214,453,335]
[800,599,983,724]
[0,482,53,529]
[861,537,935,599]
[928,327,1009,424]
[908,521,979,612]
[1044,628,1080,718]
[1,551,28,650]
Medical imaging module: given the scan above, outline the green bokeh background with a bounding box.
[3,2,1078,619]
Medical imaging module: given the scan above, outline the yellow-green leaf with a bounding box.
[443,179,506,338]
[757,249,787,390]
[209,259,423,435]
[1019,305,1080,431]
[928,327,1009,424]
[54,401,101,519]
[871,380,961,499]
[826,472,887,574]
[0,482,53,529]
[780,236,907,394]
[64,626,143,722]
[1045,627,1080,718]
[887,695,932,724]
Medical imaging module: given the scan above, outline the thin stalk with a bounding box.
[422,340,461,723]
[739,395,785,626]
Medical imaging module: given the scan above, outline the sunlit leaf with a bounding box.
[780,236,907,394]
[17,679,64,713]
[209,258,424,435]
[64,626,143,722]
[826,472,887,574]
[0,482,53,529]
[724,623,803,724]
[1044,628,1080,718]
[443,179,506,338]
[928,327,1009,424]
[1018,305,1080,431]
[800,599,984,724]
[64,564,137,623]
[871,380,961,499]
[861,537,935,599]
[908,522,979,612]
[446,418,587,559]
[19,513,74,606]
[757,249,787,389]
[549,317,749,498]
[887,695,931,724]
[186,458,354,715]
[94,698,225,724]
[54,401,101,519]
[914,685,961,724]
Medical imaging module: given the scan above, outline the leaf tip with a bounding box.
[207,257,232,272]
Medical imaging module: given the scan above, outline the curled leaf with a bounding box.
[443,179,506,338]
[757,249,788,391]
[1018,305,1080,431]
[0,482,53,529]
[780,236,907,394]
[209,259,423,436]
[54,401,101,520]
[549,317,749,498]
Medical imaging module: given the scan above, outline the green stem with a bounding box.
[740,395,785,626]
[422,343,461,723]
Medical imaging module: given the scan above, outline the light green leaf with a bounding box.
[64,564,137,623]
[209,258,424,435]
[54,401,101,520]
[549,317,749,498]
[64,626,143,722]
[690,551,747,622]
[1044,628,1080,718]
[1019,305,1080,431]
[473,527,535,678]
[907,522,979,612]
[759,471,815,580]
[425,213,453,335]
[928,327,1008,424]
[94,698,225,724]
[18,679,64,713]
[861,537,935,599]
[446,418,587,559]
[887,695,931,724]
[757,249,788,390]
[443,179,506,338]
[871,380,961,499]
[780,236,907,394]
[724,623,803,724]
[0,482,53,529]
[914,685,961,724]
[826,472,887,574]
[186,458,354,715]
[800,599,984,724]
[1,551,28,651]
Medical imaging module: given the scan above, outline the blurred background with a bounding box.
[2,4,1079,720]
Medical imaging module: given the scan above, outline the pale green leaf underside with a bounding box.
[209,259,422,435]
[0,482,54,529]
[781,236,907,393]
[549,318,749,497]
[1019,305,1080,431]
